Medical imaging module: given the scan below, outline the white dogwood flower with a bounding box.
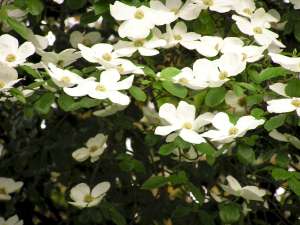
[70,31,101,48]
[267,82,300,116]
[110,1,174,39]
[0,215,23,225]
[155,101,214,144]
[53,0,64,4]
[41,49,81,67]
[269,53,300,72]
[193,53,246,87]
[221,37,266,63]
[69,182,110,208]
[231,0,256,17]
[79,43,127,68]
[0,63,20,92]
[221,175,266,201]
[0,177,23,201]
[195,36,223,57]
[0,34,35,67]
[172,67,207,90]
[225,90,247,114]
[97,59,144,75]
[64,69,134,105]
[72,133,108,163]
[114,36,166,57]
[149,0,201,21]
[165,21,201,49]
[232,8,280,46]
[192,0,234,13]
[46,63,84,88]
[202,112,264,143]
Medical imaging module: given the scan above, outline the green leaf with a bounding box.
[285,79,300,97]
[57,94,77,111]
[27,0,44,16]
[9,88,26,104]
[160,67,181,80]
[101,203,126,225]
[194,143,215,156]
[20,65,41,79]
[205,87,226,107]
[168,171,188,185]
[162,81,188,98]
[142,176,168,190]
[219,203,240,224]
[66,0,87,10]
[78,97,101,108]
[288,178,300,196]
[94,2,109,15]
[272,168,294,180]
[237,145,255,165]
[264,114,286,131]
[34,93,55,114]
[185,182,204,205]
[129,86,147,102]
[257,67,289,83]
[159,143,176,156]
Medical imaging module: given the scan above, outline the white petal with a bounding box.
[91,182,111,198]
[72,147,90,162]
[267,99,296,114]
[155,125,179,136]
[17,42,35,61]
[176,101,196,122]
[179,128,206,144]
[110,1,135,20]
[212,112,232,131]
[70,183,90,202]
[269,83,288,97]
[108,91,131,105]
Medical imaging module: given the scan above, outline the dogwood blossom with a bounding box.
[232,8,280,46]
[0,63,20,92]
[267,82,300,116]
[69,182,110,208]
[192,0,234,13]
[231,0,256,17]
[155,101,214,144]
[202,112,264,143]
[110,1,174,39]
[53,0,64,4]
[269,53,300,72]
[193,53,246,87]
[221,37,265,63]
[70,31,101,48]
[0,215,23,225]
[72,133,108,163]
[0,34,35,67]
[149,0,201,21]
[41,49,81,67]
[164,22,201,49]
[0,177,23,201]
[195,36,223,57]
[114,36,166,57]
[172,67,207,90]
[64,69,134,105]
[221,175,266,201]
[79,43,127,68]
[46,63,84,88]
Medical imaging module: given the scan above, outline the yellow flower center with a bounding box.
[6,54,16,62]
[203,0,213,6]
[171,8,179,13]
[219,71,228,80]
[134,9,144,19]
[229,127,239,135]
[0,188,7,195]
[117,65,125,73]
[291,99,300,108]
[253,27,263,34]
[96,84,106,92]
[179,78,188,85]
[174,34,182,41]
[60,76,71,85]
[0,81,6,88]
[243,8,252,15]
[134,39,144,47]
[102,53,112,61]
[89,145,99,153]
[182,122,193,129]
[84,194,94,203]
[242,53,248,61]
